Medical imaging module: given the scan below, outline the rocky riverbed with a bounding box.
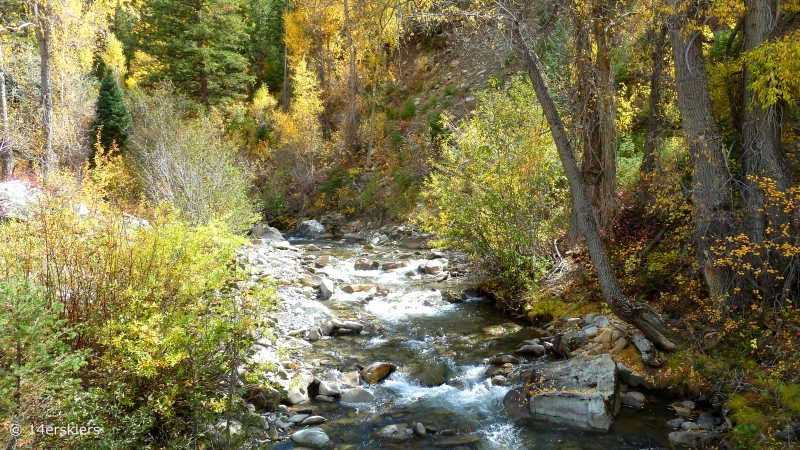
[222,219,729,449]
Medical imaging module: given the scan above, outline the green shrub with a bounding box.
[419,75,568,292]
[0,198,278,448]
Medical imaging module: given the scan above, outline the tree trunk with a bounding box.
[343,0,360,152]
[33,0,54,180]
[0,39,14,180]
[668,11,736,310]
[366,50,380,167]
[639,26,667,203]
[592,13,618,232]
[511,21,685,351]
[740,0,795,303]
[280,49,290,111]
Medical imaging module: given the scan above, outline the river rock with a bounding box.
[361,362,396,384]
[341,387,374,403]
[441,290,464,303]
[681,421,700,431]
[680,400,697,409]
[252,222,284,241]
[268,423,279,441]
[616,362,645,387]
[696,412,716,430]
[272,240,293,250]
[434,435,480,446]
[526,354,620,431]
[421,258,448,274]
[612,337,628,353]
[503,388,530,417]
[306,244,321,251]
[398,237,429,249]
[301,416,327,425]
[626,391,646,403]
[319,278,334,298]
[515,344,546,357]
[288,414,310,423]
[666,418,684,428]
[318,381,341,398]
[294,220,327,238]
[593,315,610,328]
[489,355,520,365]
[409,362,451,386]
[632,333,666,367]
[307,329,321,342]
[342,284,373,293]
[375,424,413,442]
[674,407,692,418]
[291,428,330,448]
[583,326,599,338]
[291,300,332,318]
[414,422,427,437]
[668,431,705,446]
[620,395,642,410]
[381,261,408,270]
[354,258,378,270]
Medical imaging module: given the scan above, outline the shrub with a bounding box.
[127,90,256,231]
[419,75,569,293]
[0,195,278,448]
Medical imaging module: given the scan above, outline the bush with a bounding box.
[0,195,278,448]
[419,75,569,292]
[128,90,256,231]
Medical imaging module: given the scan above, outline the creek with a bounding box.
[273,239,676,449]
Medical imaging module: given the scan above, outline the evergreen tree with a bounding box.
[244,0,286,94]
[139,0,254,107]
[89,73,131,162]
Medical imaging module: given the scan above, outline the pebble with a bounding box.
[681,421,700,431]
[583,326,599,338]
[612,337,628,353]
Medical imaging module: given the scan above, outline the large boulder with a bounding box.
[251,222,284,241]
[526,354,619,431]
[294,220,327,239]
[0,180,40,221]
[341,387,374,403]
[291,428,330,448]
[419,258,448,274]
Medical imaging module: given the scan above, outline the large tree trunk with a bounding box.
[0,39,14,180]
[740,0,795,303]
[32,0,54,180]
[511,21,685,351]
[592,12,618,232]
[639,26,667,203]
[366,50,380,167]
[668,10,736,310]
[343,0,361,153]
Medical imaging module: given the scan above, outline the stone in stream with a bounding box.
[381,260,408,270]
[315,395,335,402]
[268,424,279,441]
[420,258,448,274]
[409,362,451,387]
[625,391,646,403]
[354,258,379,270]
[489,355,520,365]
[306,243,321,251]
[317,381,341,398]
[620,395,642,410]
[434,435,481,446]
[515,344,546,357]
[503,388,531,417]
[318,278,334,298]
[291,300,332,318]
[294,220,327,238]
[291,428,330,448]
[696,412,716,430]
[251,222,284,241]
[526,354,620,431]
[272,240,293,250]
[341,387,374,403]
[665,418,684,428]
[414,422,427,437]
[680,400,698,409]
[375,424,414,442]
[668,431,706,446]
[301,416,327,425]
[441,290,464,303]
[288,414,310,423]
[307,329,321,342]
[361,362,396,384]
[681,421,700,431]
[341,284,373,294]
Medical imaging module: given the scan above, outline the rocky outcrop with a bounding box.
[0,180,40,221]
[524,354,620,431]
[251,222,284,241]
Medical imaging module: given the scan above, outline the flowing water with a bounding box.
[278,240,675,449]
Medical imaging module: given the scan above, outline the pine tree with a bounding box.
[139,0,254,107]
[89,73,131,162]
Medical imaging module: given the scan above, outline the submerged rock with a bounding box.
[526,354,620,431]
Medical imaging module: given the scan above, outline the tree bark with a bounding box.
[740,0,795,303]
[366,49,380,167]
[511,21,685,351]
[0,39,14,180]
[592,12,618,232]
[32,0,54,180]
[343,0,361,152]
[668,9,736,309]
[639,26,667,203]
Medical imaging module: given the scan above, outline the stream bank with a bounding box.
[229,221,729,449]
